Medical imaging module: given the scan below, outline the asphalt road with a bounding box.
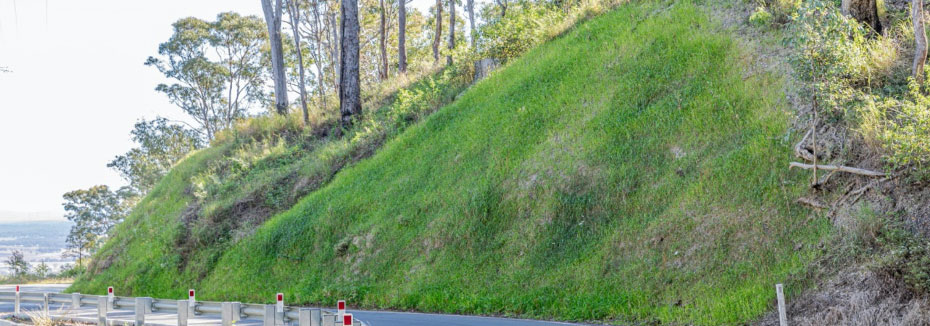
[0,284,587,326]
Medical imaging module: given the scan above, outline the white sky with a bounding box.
[0,0,439,222]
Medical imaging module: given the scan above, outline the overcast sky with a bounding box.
[0,0,440,222]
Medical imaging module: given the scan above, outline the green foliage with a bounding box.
[146,12,268,140]
[749,5,774,27]
[62,185,133,264]
[73,3,830,324]
[108,118,203,194]
[478,3,561,61]
[863,79,930,179]
[872,217,930,293]
[4,250,28,277]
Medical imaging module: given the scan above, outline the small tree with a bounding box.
[34,262,50,278]
[5,250,29,277]
[108,118,203,195]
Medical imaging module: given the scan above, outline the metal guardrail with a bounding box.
[0,290,361,326]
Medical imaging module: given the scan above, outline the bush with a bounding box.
[749,6,774,27]
[863,79,930,179]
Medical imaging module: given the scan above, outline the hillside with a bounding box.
[71,1,832,324]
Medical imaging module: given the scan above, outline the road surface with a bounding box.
[0,284,588,326]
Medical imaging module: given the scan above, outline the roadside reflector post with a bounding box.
[107,286,114,310]
[342,313,353,326]
[776,283,788,326]
[72,293,81,309]
[97,295,109,325]
[221,301,241,326]
[299,308,322,326]
[134,297,153,325]
[275,293,285,326]
[188,289,196,309]
[13,285,19,316]
[337,300,345,320]
[177,300,189,326]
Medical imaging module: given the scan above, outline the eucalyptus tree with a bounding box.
[341,0,362,125]
[448,0,455,65]
[62,185,132,265]
[108,118,203,195]
[262,0,290,115]
[433,0,443,62]
[286,0,311,123]
[398,0,407,73]
[146,13,267,140]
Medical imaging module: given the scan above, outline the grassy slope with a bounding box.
[74,1,831,324]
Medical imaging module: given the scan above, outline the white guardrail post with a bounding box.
[221,301,241,326]
[135,297,153,325]
[98,295,109,325]
[177,300,189,326]
[42,293,49,317]
[72,292,81,309]
[299,308,322,326]
[263,304,276,326]
[13,286,20,317]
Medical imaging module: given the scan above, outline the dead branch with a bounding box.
[795,128,816,162]
[789,162,885,177]
[797,197,829,209]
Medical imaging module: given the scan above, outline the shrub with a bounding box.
[750,5,774,27]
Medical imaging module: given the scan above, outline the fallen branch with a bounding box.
[794,128,816,162]
[797,197,829,209]
[789,162,885,177]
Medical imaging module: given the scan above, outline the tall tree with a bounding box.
[146,14,267,140]
[62,186,132,265]
[467,0,476,48]
[379,0,390,80]
[398,0,407,73]
[433,0,443,62]
[262,0,290,115]
[287,0,311,124]
[107,118,203,195]
[914,0,928,84]
[340,0,362,125]
[448,0,455,65]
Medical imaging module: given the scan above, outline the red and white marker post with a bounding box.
[188,289,196,308]
[343,313,353,326]
[107,286,114,309]
[14,285,20,315]
[276,293,284,313]
[337,300,346,320]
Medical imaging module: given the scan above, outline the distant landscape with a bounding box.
[0,220,73,276]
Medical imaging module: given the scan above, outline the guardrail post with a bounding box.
[98,296,109,326]
[177,300,189,326]
[135,297,152,325]
[72,293,82,309]
[221,302,241,326]
[776,284,788,326]
[322,313,335,326]
[13,290,19,316]
[263,304,275,326]
[43,293,49,317]
[299,308,321,326]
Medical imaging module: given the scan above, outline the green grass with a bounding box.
[73,1,832,324]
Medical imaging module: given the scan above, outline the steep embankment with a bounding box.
[74,1,831,324]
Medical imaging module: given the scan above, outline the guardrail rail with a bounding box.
[0,289,361,326]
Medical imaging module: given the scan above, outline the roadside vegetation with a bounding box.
[63,0,930,323]
[73,0,835,324]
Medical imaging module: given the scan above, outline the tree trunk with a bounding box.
[379,0,389,80]
[288,0,311,124]
[842,0,883,33]
[398,0,407,73]
[433,0,442,63]
[448,0,455,65]
[262,0,290,115]
[467,0,475,48]
[340,0,362,126]
[330,10,341,95]
[915,0,928,84]
[311,0,328,112]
